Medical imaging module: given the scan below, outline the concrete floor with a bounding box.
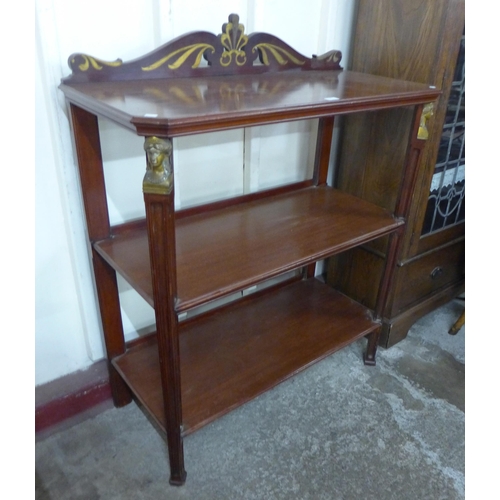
[35,300,465,500]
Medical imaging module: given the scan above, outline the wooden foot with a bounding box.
[449,309,465,335]
[364,329,380,366]
[363,353,377,366]
[166,432,186,487]
[169,470,187,486]
[108,363,132,408]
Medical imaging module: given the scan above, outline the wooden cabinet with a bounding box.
[328,0,465,347]
[59,14,440,485]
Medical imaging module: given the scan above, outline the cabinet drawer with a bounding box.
[391,240,464,315]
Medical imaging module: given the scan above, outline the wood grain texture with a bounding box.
[313,117,335,185]
[389,238,465,316]
[328,0,465,347]
[379,280,465,348]
[143,192,186,485]
[69,103,131,407]
[68,103,110,241]
[60,71,439,137]
[95,186,403,312]
[335,0,464,258]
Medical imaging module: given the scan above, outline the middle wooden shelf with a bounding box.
[94,184,403,312]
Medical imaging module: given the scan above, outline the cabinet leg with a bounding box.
[92,250,131,407]
[143,137,187,485]
[107,363,131,408]
[69,104,131,407]
[363,328,380,366]
[168,442,187,486]
[362,106,428,366]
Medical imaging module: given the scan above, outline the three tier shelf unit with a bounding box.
[59,14,440,485]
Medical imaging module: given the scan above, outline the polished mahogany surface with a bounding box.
[95,186,403,312]
[113,278,379,435]
[60,70,439,136]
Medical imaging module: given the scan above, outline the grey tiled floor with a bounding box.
[36,300,465,500]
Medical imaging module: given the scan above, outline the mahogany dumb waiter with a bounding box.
[59,14,440,485]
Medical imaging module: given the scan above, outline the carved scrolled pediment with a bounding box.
[64,13,342,83]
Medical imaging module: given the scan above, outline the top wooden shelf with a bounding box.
[60,71,439,136]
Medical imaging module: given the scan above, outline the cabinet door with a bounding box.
[335,0,465,260]
[420,33,465,239]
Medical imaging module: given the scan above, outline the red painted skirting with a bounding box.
[35,360,113,434]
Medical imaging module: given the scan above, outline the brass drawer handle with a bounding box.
[430,266,444,279]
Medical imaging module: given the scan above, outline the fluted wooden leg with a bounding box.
[143,137,186,485]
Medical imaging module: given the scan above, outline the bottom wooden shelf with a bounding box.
[113,278,379,436]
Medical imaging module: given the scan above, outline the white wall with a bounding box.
[35,0,356,386]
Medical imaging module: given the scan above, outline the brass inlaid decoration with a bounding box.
[143,137,174,195]
[253,43,305,66]
[315,49,341,64]
[64,13,343,82]
[142,43,215,71]
[417,103,434,140]
[73,55,123,71]
[141,14,308,71]
[220,14,249,66]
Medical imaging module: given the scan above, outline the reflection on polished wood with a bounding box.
[61,70,438,136]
